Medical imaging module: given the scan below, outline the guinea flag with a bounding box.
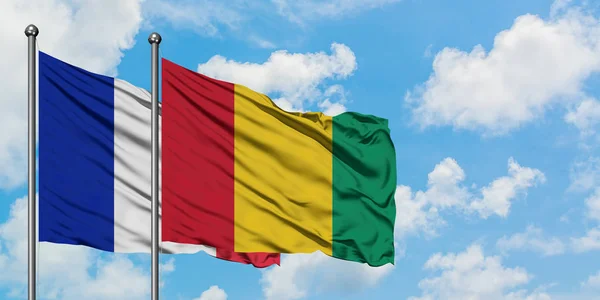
[161,58,397,267]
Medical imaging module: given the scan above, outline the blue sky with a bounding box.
[1,0,600,299]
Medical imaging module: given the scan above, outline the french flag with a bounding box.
[38,51,279,267]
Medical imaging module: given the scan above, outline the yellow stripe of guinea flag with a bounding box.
[233,84,396,267]
[234,84,334,255]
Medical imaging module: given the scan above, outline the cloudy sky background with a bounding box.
[1,0,600,299]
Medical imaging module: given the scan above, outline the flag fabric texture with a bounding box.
[161,59,397,267]
[38,52,279,268]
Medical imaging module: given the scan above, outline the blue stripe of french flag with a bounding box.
[38,51,214,255]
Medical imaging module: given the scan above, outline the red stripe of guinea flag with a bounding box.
[161,58,279,268]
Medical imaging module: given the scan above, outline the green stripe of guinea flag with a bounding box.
[331,112,397,267]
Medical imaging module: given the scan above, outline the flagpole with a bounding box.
[25,24,39,300]
[149,32,162,300]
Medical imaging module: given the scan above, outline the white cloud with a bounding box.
[396,157,545,238]
[0,196,155,299]
[143,0,244,37]
[144,0,399,39]
[318,99,347,116]
[420,157,470,209]
[260,252,394,300]
[158,257,176,288]
[394,157,467,239]
[394,184,445,239]
[584,188,600,221]
[143,0,393,46]
[550,0,574,17]
[496,225,566,256]
[317,85,349,116]
[405,5,600,135]
[571,228,600,253]
[272,0,401,24]
[568,168,600,254]
[469,158,546,218]
[248,35,277,49]
[423,44,434,58]
[67,257,149,300]
[581,270,600,289]
[569,156,600,192]
[504,289,553,300]
[160,257,175,273]
[197,43,357,113]
[535,270,600,299]
[565,98,600,137]
[0,0,144,189]
[409,244,549,300]
[194,285,228,300]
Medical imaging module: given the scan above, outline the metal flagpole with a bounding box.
[25,24,39,300]
[148,32,162,300]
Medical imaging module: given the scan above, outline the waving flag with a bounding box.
[161,59,397,267]
[38,52,279,268]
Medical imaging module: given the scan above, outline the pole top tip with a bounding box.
[24,24,39,37]
[148,32,162,44]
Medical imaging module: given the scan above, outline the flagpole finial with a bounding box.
[24,24,39,37]
[148,32,161,44]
